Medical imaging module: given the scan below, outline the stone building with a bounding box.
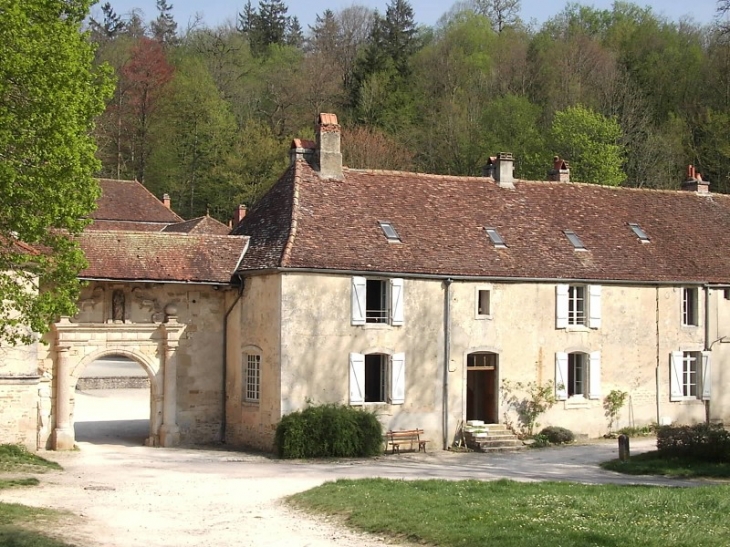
[3,114,730,452]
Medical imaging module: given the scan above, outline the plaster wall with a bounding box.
[226,275,282,450]
[275,273,718,443]
[708,288,730,423]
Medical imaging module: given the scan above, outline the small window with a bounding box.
[724,288,730,300]
[682,287,699,326]
[364,354,388,402]
[555,351,601,400]
[568,285,586,326]
[564,230,586,250]
[628,223,650,242]
[467,353,497,369]
[379,221,400,242]
[243,353,261,403]
[350,352,405,405]
[352,277,404,326]
[477,289,491,317]
[568,353,586,397]
[485,228,506,248]
[670,351,710,401]
[366,279,388,323]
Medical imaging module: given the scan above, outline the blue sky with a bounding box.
[99,0,723,31]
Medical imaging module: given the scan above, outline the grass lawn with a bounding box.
[602,450,730,478]
[0,444,75,547]
[290,478,730,547]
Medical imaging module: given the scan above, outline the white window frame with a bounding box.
[670,350,710,401]
[349,352,405,405]
[556,284,601,329]
[556,351,600,401]
[475,285,493,319]
[243,353,261,403]
[351,277,404,326]
[682,287,699,327]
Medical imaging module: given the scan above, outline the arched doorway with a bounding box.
[74,354,152,446]
[466,352,499,423]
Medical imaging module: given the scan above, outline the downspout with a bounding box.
[443,278,453,450]
[704,284,711,423]
[655,286,661,425]
[222,275,245,442]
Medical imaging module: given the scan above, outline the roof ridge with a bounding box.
[280,161,303,267]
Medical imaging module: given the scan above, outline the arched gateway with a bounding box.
[50,311,184,450]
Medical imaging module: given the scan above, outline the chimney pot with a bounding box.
[681,165,710,193]
[233,204,247,226]
[489,152,514,189]
[162,193,171,208]
[315,113,343,179]
[548,156,571,183]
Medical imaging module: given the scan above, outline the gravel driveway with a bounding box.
[0,389,703,547]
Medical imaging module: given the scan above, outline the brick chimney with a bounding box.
[162,193,171,208]
[315,113,343,179]
[232,204,247,226]
[486,152,514,189]
[681,165,710,194]
[548,156,570,182]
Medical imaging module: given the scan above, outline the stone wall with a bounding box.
[0,378,41,449]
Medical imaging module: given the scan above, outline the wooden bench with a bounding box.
[385,429,429,454]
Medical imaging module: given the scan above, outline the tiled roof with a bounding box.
[78,231,247,283]
[94,179,182,223]
[234,159,730,284]
[85,220,168,232]
[162,216,231,235]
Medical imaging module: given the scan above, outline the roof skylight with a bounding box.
[628,223,650,242]
[485,228,507,248]
[564,230,586,250]
[379,221,401,242]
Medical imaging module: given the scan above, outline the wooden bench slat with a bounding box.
[385,429,429,454]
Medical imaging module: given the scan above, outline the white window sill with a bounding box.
[362,323,394,330]
[680,324,700,329]
[564,396,590,409]
[671,398,704,404]
[475,314,494,321]
[565,325,591,332]
[242,401,260,408]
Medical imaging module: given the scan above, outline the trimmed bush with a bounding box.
[538,426,575,444]
[275,403,383,459]
[656,423,730,463]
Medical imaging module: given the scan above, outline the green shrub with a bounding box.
[617,424,656,437]
[275,403,383,459]
[539,426,575,444]
[656,423,730,463]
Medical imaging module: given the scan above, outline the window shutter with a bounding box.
[390,352,405,404]
[390,278,404,326]
[669,351,684,401]
[701,351,711,401]
[588,351,601,399]
[556,285,569,328]
[555,352,568,400]
[349,353,365,405]
[351,277,366,325]
[588,285,602,329]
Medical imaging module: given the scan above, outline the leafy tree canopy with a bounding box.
[0,0,113,343]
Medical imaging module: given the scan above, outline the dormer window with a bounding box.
[564,230,586,250]
[379,221,401,242]
[485,228,507,248]
[628,223,650,242]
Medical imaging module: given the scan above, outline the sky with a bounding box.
[97,0,724,31]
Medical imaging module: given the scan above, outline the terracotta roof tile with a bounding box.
[86,220,168,232]
[162,216,231,235]
[79,231,247,283]
[94,179,182,223]
[234,160,730,284]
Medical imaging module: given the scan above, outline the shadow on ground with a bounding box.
[74,420,149,447]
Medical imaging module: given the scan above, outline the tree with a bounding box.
[718,0,730,35]
[151,0,178,45]
[89,2,126,42]
[549,105,625,185]
[286,16,303,48]
[0,0,112,344]
[471,0,521,32]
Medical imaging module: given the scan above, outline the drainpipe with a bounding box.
[443,278,453,450]
[704,284,711,423]
[221,275,245,442]
[655,286,660,425]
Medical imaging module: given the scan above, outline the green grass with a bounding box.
[0,503,76,546]
[290,478,730,547]
[0,445,74,546]
[0,445,62,473]
[602,450,730,478]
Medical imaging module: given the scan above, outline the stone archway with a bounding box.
[50,314,184,450]
[72,347,161,447]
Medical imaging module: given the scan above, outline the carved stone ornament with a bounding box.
[78,286,104,312]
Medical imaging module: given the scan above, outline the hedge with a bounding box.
[274,403,383,459]
[656,423,730,462]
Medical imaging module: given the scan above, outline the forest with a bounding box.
[89,0,730,222]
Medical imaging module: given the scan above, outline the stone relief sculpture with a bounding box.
[77,286,104,313]
[132,288,166,322]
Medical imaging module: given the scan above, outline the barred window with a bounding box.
[244,354,261,403]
